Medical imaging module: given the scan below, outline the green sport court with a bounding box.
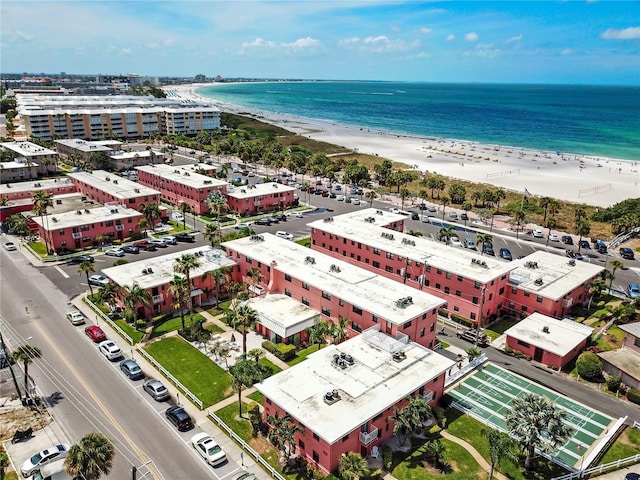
[447,363,621,470]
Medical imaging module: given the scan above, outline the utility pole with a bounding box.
[0,328,23,400]
[474,286,486,347]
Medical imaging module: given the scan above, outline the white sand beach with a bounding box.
[167,83,640,208]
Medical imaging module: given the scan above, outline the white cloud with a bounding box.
[420,27,432,34]
[119,48,133,56]
[600,27,640,40]
[338,37,360,46]
[446,34,455,41]
[465,32,479,42]
[416,52,431,58]
[561,48,573,55]
[359,36,420,53]
[464,43,502,58]
[505,34,523,44]
[281,37,321,49]
[363,35,389,44]
[241,38,276,49]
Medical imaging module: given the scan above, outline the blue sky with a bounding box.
[1,1,639,84]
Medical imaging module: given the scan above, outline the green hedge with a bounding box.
[438,308,473,327]
[628,388,640,405]
[262,340,296,361]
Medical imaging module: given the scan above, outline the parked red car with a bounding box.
[85,325,107,343]
[133,240,158,251]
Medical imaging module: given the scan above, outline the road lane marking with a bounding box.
[33,322,163,480]
[54,266,70,278]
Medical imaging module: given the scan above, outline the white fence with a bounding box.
[136,346,204,410]
[84,296,134,345]
[208,411,287,480]
[444,353,488,387]
[550,453,640,480]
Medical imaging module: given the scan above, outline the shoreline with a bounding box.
[166,83,640,208]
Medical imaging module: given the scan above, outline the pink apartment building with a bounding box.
[102,246,236,318]
[0,178,76,222]
[222,233,446,349]
[69,170,161,212]
[225,182,296,216]
[503,313,593,368]
[136,164,227,214]
[308,210,515,325]
[256,328,455,474]
[31,205,144,252]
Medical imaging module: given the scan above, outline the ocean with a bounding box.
[196,81,640,162]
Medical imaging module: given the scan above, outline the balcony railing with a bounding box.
[152,294,163,304]
[359,427,378,445]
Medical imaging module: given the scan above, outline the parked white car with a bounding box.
[21,444,70,477]
[66,310,85,326]
[105,248,125,257]
[450,236,463,248]
[171,212,184,221]
[532,229,544,238]
[275,231,294,240]
[98,340,123,361]
[288,212,304,218]
[191,433,227,467]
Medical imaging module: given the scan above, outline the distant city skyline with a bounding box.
[1,1,639,85]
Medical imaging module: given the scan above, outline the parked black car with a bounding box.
[578,240,591,250]
[165,406,194,431]
[254,218,272,226]
[69,255,94,264]
[175,233,196,243]
[620,247,635,260]
[561,235,574,245]
[122,246,140,254]
[499,247,512,261]
[483,243,495,256]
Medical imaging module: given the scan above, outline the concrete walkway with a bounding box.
[440,430,508,480]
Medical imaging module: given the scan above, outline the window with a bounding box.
[426,266,431,273]
[453,306,460,312]
[403,320,412,329]
[444,287,450,294]
[321,307,331,316]
[435,283,441,290]
[420,328,425,337]
[285,274,292,282]
[517,339,531,348]
[302,282,309,290]
[322,291,331,300]
[472,297,479,305]
[524,291,530,297]
[313,433,319,440]
[372,261,380,268]
[342,435,349,442]
[436,268,442,275]
[474,281,481,289]
[284,289,292,297]
[312,451,319,462]
[536,295,543,303]
[299,439,305,449]
[302,297,310,306]
[372,315,378,323]
[499,287,505,295]
[511,287,517,294]
[521,306,528,312]
[353,306,362,315]
[59,229,65,234]
[430,323,435,332]
[373,248,380,255]
[455,290,461,297]
[446,272,452,280]
[386,252,394,259]
[470,312,476,320]
[266,398,272,404]
[352,322,362,333]
[339,298,344,307]
[457,275,463,282]
[385,265,393,273]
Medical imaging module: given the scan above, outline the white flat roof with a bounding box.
[508,250,604,300]
[1,141,56,156]
[0,161,38,169]
[176,163,217,174]
[504,312,593,357]
[31,205,141,230]
[69,170,160,199]
[223,233,446,324]
[55,139,112,153]
[110,150,162,160]
[103,246,236,289]
[226,182,295,199]
[136,164,227,190]
[308,208,515,283]
[245,294,319,338]
[256,329,455,443]
[0,177,74,195]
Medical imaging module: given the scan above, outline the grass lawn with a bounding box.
[391,438,483,480]
[205,306,225,317]
[594,325,626,351]
[151,316,185,338]
[28,241,47,256]
[144,336,232,408]
[295,237,311,248]
[248,391,264,404]
[485,317,519,337]
[287,344,323,366]
[258,358,282,376]
[204,323,225,334]
[214,401,255,441]
[114,319,144,344]
[598,427,640,464]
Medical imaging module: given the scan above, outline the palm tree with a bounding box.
[462,201,473,226]
[203,222,218,247]
[78,260,96,296]
[575,219,591,253]
[209,267,230,307]
[587,279,607,310]
[233,305,260,354]
[545,217,558,246]
[512,209,526,239]
[482,429,518,480]
[306,317,330,350]
[365,190,378,207]
[388,406,411,445]
[248,347,265,364]
[168,275,189,332]
[96,282,118,309]
[174,253,200,334]
[338,452,369,480]
[229,358,264,417]
[426,439,446,468]
[247,267,263,297]
[65,432,115,480]
[493,188,506,213]
[440,195,450,220]
[399,187,411,211]
[267,411,304,463]
[539,196,553,223]
[438,225,456,245]
[32,191,54,253]
[505,393,573,470]
[121,282,151,327]
[12,344,42,396]
[6,213,30,237]
[330,316,349,344]
[476,233,493,254]
[608,260,624,293]
[141,203,161,231]
[178,202,192,230]
[206,190,228,246]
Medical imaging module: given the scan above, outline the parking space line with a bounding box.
[54,266,70,278]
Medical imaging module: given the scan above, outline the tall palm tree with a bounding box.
[505,393,573,470]
[462,201,473,226]
[6,213,30,237]
[608,260,624,293]
[545,217,558,246]
[12,344,42,396]
[168,275,189,332]
[476,233,493,255]
[399,187,411,211]
[493,188,506,213]
[575,219,591,253]
[330,316,349,344]
[206,191,228,246]
[208,267,230,307]
[587,279,607,310]
[267,411,304,463]
[440,195,450,220]
[513,209,526,239]
[388,407,411,445]
[248,347,265,364]
[539,196,553,223]
[482,429,518,480]
[338,452,369,480]
[247,267,262,297]
[121,282,152,327]
[178,202,192,230]
[305,317,330,350]
[174,253,200,334]
[141,203,161,231]
[203,223,218,247]
[32,191,54,254]
[233,305,260,354]
[229,358,264,417]
[438,225,456,245]
[365,190,378,208]
[65,432,115,480]
[96,282,118,309]
[78,260,96,296]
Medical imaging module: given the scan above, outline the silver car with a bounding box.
[143,379,170,401]
[66,310,85,326]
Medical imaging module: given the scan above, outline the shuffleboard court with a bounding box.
[447,362,619,470]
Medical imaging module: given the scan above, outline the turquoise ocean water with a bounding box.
[196,82,640,162]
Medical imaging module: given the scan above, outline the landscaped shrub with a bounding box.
[627,388,640,405]
[606,375,622,393]
[381,445,393,470]
[576,352,603,381]
[433,406,447,428]
[262,340,296,361]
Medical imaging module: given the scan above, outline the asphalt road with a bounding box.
[0,247,219,480]
[442,326,640,423]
